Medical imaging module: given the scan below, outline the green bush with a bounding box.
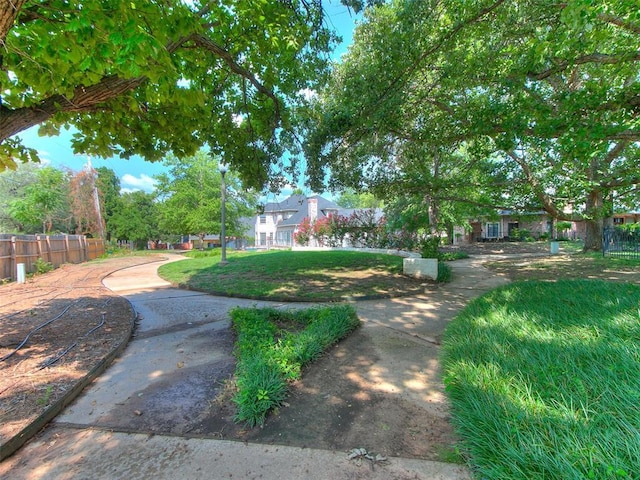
[34,257,54,274]
[230,305,360,427]
[420,236,441,258]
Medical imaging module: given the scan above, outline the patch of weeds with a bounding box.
[37,385,54,406]
[435,444,466,464]
[230,305,361,427]
[437,261,452,282]
[34,258,54,274]
[439,251,470,261]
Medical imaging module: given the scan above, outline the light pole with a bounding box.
[219,162,228,265]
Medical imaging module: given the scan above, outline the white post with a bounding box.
[17,263,26,283]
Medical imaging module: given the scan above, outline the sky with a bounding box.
[15,1,360,197]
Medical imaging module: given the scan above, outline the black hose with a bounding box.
[38,313,106,369]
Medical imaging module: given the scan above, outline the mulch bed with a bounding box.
[0,256,166,456]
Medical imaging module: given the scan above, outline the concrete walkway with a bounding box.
[0,255,509,480]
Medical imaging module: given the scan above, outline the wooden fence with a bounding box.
[0,234,105,281]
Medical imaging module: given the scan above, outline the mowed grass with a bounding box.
[486,252,640,284]
[158,249,423,301]
[442,280,640,479]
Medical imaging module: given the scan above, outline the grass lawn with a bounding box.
[158,249,428,301]
[485,252,640,284]
[442,279,640,479]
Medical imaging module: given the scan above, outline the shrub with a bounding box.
[230,305,360,427]
[420,237,441,258]
[437,261,452,282]
[294,217,312,246]
[34,257,54,274]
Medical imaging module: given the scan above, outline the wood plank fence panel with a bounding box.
[0,234,105,281]
[46,235,68,268]
[0,234,13,280]
[87,238,105,260]
[13,234,39,275]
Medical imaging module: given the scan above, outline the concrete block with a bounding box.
[403,258,438,280]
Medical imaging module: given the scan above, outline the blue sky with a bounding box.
[16,1,359,196]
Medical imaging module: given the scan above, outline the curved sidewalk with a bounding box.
[0,255,508,480]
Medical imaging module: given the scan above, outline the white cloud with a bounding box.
[37,149,52,165]
[121,173,157,193]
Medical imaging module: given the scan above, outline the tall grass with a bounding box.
[442,280,640,479]
[230,305,361,427]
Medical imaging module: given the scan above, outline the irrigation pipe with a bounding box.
[39,313,107,369]
[0,302,77,362]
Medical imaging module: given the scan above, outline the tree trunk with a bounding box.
[0,0,26,47]
[0,76,146,142]
[583,189,604,252]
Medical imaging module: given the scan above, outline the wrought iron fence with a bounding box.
[603,227,640,259]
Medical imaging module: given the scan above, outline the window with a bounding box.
[276,230,292,246]
[259,232,266,245]
[259,215,267,224]
[486,222,500,238]
[613,217,624,225]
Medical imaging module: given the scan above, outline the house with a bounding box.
[465,210,580,243]
[255,194,342,248]
[612,211,640,226]
[459,208,640,244]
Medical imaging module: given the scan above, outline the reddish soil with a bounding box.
[0,256,165,448]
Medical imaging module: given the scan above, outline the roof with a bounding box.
[263,194,307,213]
[263,194,342,228]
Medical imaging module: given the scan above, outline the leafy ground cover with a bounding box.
[442,280,640,479]
[158,249,430,301]
[230,305,360,427]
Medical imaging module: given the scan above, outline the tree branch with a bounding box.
[528,52,640,81]
[598,13,640,35]
[189,33,281,129]
[0,0,27,47]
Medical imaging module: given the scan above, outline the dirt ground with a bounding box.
[0,256,163,448]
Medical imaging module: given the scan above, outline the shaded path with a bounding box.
[0,254,509,480]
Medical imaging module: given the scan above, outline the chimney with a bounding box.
[308,197,318,221]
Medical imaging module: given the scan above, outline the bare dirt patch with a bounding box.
[0,256,167,452]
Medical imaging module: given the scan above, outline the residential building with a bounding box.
[255,194,342,248]
[466,210,577,243]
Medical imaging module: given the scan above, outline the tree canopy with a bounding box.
[0,0,369,189]
[8,165,70,233]
[108,190,159,249]
[154,150,257,246]
[305,0,640,250]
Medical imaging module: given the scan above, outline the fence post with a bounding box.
[11,235,16,282]
[64,235,69,264]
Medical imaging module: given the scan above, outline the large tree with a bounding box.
[109,190,159,249]
[8,165,70,233]
[0,0,359,188]
[305,0,640,250]
[0,161,39,231]
[155,150,257,248]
